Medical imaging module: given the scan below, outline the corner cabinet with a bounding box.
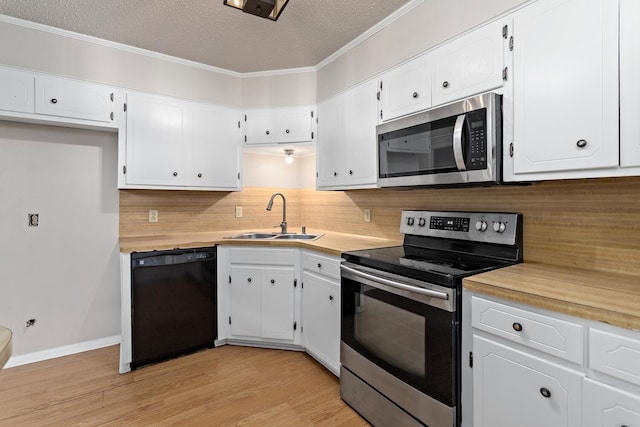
[123,92,241,191]
[509,0,619,180]
[316,79,378,190]
[301,251,341,376]
[220,247,301,346]
[243,105,315,145]
[467,292,640,427]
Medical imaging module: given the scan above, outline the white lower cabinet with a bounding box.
[301,251,341,376]
[583,378,640,427]
[468,293,640,427]
[222,247,300,346]
[473,335,583,427]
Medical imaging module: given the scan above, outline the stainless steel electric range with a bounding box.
[340,210,523,427]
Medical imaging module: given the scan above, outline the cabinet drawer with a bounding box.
[229,247,295,266]
[583,378,640,427]
[302,251,341,280]
[589,328,640,387]
[472,296,584,364]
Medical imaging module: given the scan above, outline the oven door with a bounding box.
[377,92,500,187]
[340,262,458,426]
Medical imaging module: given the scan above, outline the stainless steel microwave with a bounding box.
[377,92,502,187]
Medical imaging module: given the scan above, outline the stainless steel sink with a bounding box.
[273,234,322,240]
[224,232,322,240]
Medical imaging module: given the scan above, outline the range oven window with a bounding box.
[342,278,457,407]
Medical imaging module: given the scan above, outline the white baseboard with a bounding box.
[4,335,121,368]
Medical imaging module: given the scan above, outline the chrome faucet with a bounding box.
[266,192,287,234]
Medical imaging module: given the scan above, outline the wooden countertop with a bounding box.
[0,326,12,370]
[120,230,402,257]
[464,263,640,331]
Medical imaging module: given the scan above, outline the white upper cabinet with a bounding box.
[187,103,242,189]
[620,0,640,168]
[317,79,378,190]
[244,105,315,145]
[378,53,432,122]
[124,92,241,190]
[35,75,116,123]
[511,0,619,178]
[0,67,35,114]
[431,19,508,107]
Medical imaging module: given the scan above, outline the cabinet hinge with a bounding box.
[237,121,240,128]
[301,281,304,289]
[301,326,303,333]
[310,110,314,118]
[502,67,509,82]
[294,279,297,288]
[238,172,240,180]
[316,172,318,178]
[311,131,314,140]
[229,316,232,325]
[293,322,297,331]
[509,142,514,158]
[509,36,514,52]
[380,81,383,91]
[502,24,508,39]
[229,275,232,284]
[376,91,380,101]
[469,351,473,368]
[380,110,383,120]
[123,103,127,112]
[110,112,114,121]
[244,114,247,122]
[244,135,247,143]
[110,93,114,102]
[122,165,127,174]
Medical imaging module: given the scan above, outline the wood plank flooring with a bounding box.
[0,345,369,426]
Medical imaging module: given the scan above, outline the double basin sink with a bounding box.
[224,232,323,241]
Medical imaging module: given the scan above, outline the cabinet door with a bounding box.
[230,266,261,338]
[124,93,185,186]
[35,75,115,123]
[0,68,34,114]
[379,54,432,122]
[244,110,274,145]
[431,19,506,107]
[583,378,640,427]
[344,79,378,186]
[187,103,241,189]
[620,0,640,167]
[302,272,340,374]
[276,107,313,143]
[473,335,583,427]
[512,0,618,175]
[316,94,345,188]
[260,267,295,340]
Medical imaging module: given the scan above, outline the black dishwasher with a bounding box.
[131,246,217,369]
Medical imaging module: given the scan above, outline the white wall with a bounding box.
[0,121,120,356]
[243,151,316,188]
[242,70,317,108]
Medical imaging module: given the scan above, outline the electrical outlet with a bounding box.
[148,210,158,223]
[364,208,371,223]
[235,206,243,218]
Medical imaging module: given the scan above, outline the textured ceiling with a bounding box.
[0,0,411,73]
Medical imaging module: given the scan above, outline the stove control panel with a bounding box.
[400,210,521,245]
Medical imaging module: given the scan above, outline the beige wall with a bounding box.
[242,71,317,108]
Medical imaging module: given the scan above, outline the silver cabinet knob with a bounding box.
[576,139,587,148]
[540,388,551,398]
[442,81,449,88]
[412,92,419,98]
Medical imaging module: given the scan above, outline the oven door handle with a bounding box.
[341,265,450,300]
[452,114,467,171]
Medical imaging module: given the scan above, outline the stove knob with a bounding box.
[475,220,488,232]
[418,217,427,227]
[493,221,507,233]
[406,217,415,226]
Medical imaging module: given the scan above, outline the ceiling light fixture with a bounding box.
[284,148,294,164]
[223,0,290,21]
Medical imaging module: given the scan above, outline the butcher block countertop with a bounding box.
[464,263,640,331]
[120,230,402,257]
[0,326,12,370]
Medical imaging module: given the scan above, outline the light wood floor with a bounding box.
[0,345,369,426]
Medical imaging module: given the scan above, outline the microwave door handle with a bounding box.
[453,114,467,171]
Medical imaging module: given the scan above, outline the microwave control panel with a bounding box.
[467,109,487,171]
